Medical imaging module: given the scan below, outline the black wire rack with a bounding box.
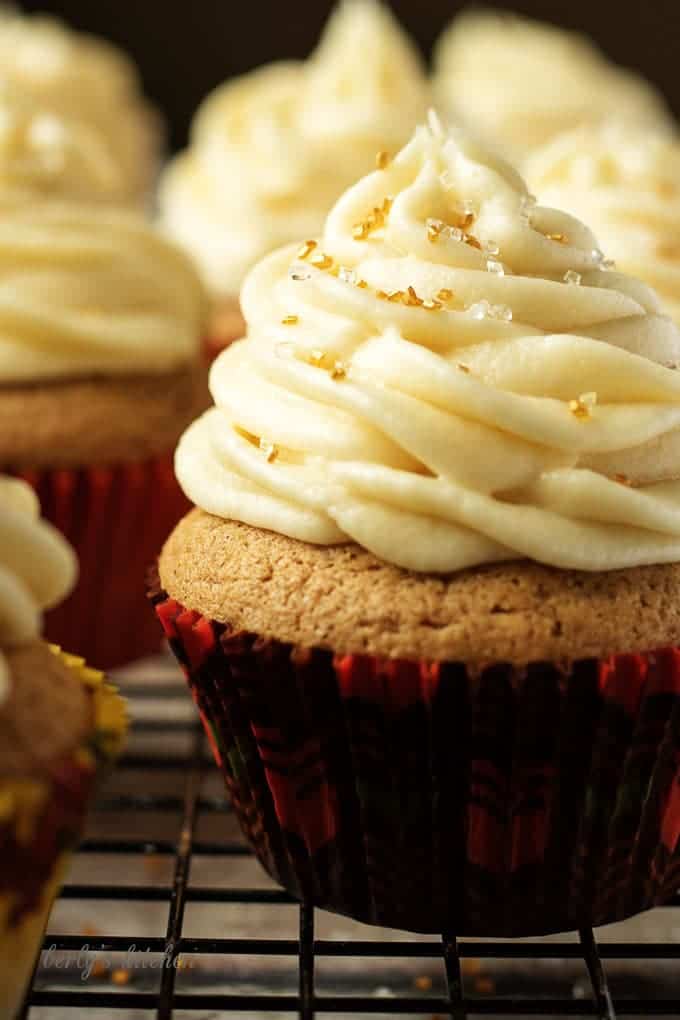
[23,659,680,1019]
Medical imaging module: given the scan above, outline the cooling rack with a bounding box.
[22,657,680,1019]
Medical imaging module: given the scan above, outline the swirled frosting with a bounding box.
[0,201,206,383]
[159,0,428,299]
[0,10,159,203]
[527,123,680,326]
[0,85,130,204]
[176,120,680,574]
[0,476,77,699]
[433,11,673,163]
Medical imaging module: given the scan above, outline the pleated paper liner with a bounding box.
[152,578,680,937]
[0,650,127,1017]
[9,455,190,669]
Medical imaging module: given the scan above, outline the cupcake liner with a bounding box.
[153,578,680,937]
[0,649,127,1017]
[10,455,189,669]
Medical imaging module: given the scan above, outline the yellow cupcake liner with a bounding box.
[0,646,127,1018]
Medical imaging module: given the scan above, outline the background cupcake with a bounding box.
[0,199,208,669]
[0,476,127,1017]
[0,7,161,206]
[155,120,680,936]
[527,121,680,327]
[159,0,429,356]
[433,10,674,165]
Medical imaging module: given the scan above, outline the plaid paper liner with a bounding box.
[8,456,189,669]
[153,578,680,937]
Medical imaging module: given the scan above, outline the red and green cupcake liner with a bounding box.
[152,578,680,937]
[9,457,189,669]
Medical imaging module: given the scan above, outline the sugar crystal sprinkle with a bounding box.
[376,150,391,170]
[310,252,333,271]
[468,299,490,320]
[297,240,317,260]
[259,439,279,463]
[563,270,582,286]
[487,259,505,276]
[568,396,592,420]
[331,360,348,380]
[437,288,454,302]
[281,315,299,325]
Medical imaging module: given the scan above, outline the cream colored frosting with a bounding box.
[433,11,673,164]
[0,476,76,698]
[0,85,131,204]
[0,9,159,203]
[176,119,680,575]
[159,0,428,299]
[0,201,206,382]
[527,122,680,327]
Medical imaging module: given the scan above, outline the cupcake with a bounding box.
[159,0,428,357]
[0,8,161,206]
[0,476,127,1017]
[433,10,674,164]
[0,198,208,669]
[153,118,680,937]
[527,122,680,327]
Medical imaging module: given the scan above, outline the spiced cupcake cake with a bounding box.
[154,119,680,935]
[0,477,127,1017]
[0,199,208,668]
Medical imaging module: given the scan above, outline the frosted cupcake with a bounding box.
[433,10,673,164]
[0,199,208,668]
[0,476,127,1017]
[0,8,160,205]
[159,0,428,356]
[154,118,680,936]
[527,122,680,327]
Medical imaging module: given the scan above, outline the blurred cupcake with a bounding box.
[0,199,208,668]
[159,0,428,356]
[0,8,161,205]
[154,119,680,936]
[433,10,673,164]
[527,122,680,326]
[0,476,127,1018]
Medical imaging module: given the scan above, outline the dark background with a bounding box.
[19,0,680,151]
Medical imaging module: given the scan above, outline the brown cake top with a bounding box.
[0,359,209,468]
[0,642,93,777]
[159,509,680,667]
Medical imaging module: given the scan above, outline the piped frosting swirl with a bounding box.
[0,476,77,698]
[176,120,680,574]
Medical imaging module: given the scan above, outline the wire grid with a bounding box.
[22,662,680,1019]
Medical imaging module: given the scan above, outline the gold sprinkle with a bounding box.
[310,252,333,270]
[405,285,423,307]
[614,473,633,486]
[437,288,454,302]
[297,239,317,260]
[427,222,443,243]
[309,349,326,366]
[376,289,389,300]
[382,196,393,214]
[388,290,405,302]
[259,438,279,463]
[423,299,443,310]
[569,398,591,420]
[357,279,368,289]
[376,150,391,170]
[546,232,568,244]
[353,222,371,241]
[465,235,482,250]
[459,211,475,230]
[281,315,298,325]
[458,363,470,373]
[331,361,347,380]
